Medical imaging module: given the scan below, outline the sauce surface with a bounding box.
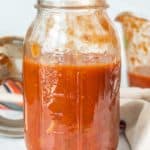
[128,66,150,88]
[24,56,120,150]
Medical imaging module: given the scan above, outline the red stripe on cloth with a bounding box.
[15,81,23,93]
[0,104,9,110]
[5,80,22,94]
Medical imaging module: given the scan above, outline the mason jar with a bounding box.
[23,0,121,149]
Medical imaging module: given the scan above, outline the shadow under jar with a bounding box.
[23,0,121,150]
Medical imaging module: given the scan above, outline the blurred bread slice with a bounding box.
[116,12,148,42]
[116,12,150,67]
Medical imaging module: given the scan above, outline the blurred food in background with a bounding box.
[0,37,24,138]
[116,12,150,88]
[0,37,23,83]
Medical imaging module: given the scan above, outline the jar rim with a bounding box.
[36,0,109,9]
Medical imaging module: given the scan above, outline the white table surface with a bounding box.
[0,134,130,150]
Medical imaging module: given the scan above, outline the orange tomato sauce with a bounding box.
[23,56,120,150]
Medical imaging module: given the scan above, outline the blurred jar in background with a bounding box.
[116,12,150,88]
[0,37,23,83]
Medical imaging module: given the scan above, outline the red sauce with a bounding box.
[128,66,150,88]
[23,56,120,150]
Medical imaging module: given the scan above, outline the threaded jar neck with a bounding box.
[37,0,108,9]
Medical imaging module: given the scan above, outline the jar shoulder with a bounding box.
[24,10,120,58]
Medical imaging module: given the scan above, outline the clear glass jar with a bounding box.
[23,0,121,150]
[116,12,150,88]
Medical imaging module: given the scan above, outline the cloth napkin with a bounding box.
[0,79,23,138]
[120,88,150,150]
[0,79,23,111]
[0,80,150,149]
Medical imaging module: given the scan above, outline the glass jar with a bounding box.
[116,12,150,88]
[0,36,23,83]
[23,0,121,150]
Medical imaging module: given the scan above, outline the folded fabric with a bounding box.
[120,88,150,150]
[0,79,23,138]
[0,79,23,111]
